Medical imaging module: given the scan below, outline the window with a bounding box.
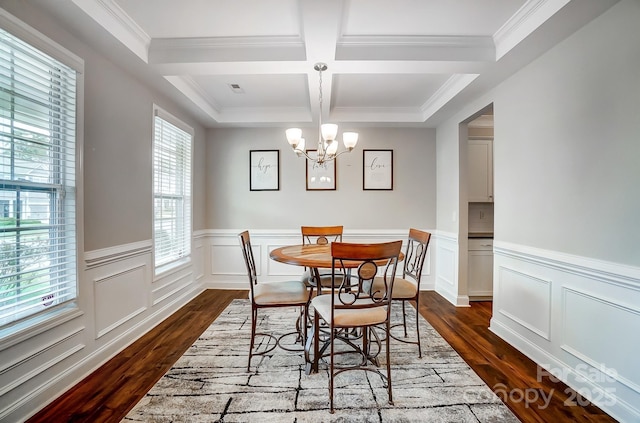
[153,107,192,273]
[0,25,78,328]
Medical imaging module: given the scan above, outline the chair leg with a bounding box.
[248,307,257,372]
[313,311,320,373]
[414,297,422,358]
[329,324,335,413]
[386,319,394,405]
[401,300,408,337]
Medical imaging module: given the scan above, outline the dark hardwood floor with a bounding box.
[26,290,616,423]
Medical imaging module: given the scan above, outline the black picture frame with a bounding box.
[250,150,279,191]
[363,149,393,190]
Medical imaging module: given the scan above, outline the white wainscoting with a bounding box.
[0,240,203,423]
[198,229,436,291]
[434,231,467,306]
[491,241,640,423]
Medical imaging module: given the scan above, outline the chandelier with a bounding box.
[285,63,358,164]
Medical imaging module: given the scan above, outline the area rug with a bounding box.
[123,299,520,422]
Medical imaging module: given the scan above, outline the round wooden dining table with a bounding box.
[270,243,404,293]
[270,244,336,269]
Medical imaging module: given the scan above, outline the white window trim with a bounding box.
[152,105,194,276]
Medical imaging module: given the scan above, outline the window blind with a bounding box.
[153,111,192,270]
[0,27,77,327]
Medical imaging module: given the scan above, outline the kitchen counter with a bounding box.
[468,232,493,239]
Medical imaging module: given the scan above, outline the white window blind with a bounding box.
[0,27,77,327]
[153,110,192,271]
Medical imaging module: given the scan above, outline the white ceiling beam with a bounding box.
[299,0,344,124]
[148,36,306,64]
[337,35,495,62]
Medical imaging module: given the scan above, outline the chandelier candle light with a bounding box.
[285,63,358,164]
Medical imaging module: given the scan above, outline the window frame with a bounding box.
[0,10,83,341]
[152,105,193,276]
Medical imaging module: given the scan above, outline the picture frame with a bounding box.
[363,149,393,190]
[306,150,336,190]
[250,150,279,191]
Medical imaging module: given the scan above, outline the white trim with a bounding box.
[153,104,195,136]
[493,0,570,60]
[421,74,479,121]
[494,241,640,289]
[69,0,150,62]
[84,240,152,269]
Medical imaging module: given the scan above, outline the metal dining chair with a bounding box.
[310,240,402,413]
[238,230,313,372]
[300,225,343,293]
[371,228,431,357]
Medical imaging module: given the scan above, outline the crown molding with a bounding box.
[421,73,479,121]
[493,0,570,60]
[71,0,150,61]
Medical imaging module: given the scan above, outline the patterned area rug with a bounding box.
[123,299,519,422]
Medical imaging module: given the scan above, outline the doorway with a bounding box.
[463,104,494,302]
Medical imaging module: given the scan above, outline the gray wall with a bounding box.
[493,0,640,266]
[206,127,436,230]
[82,54,207,251]
[435,0,640,267]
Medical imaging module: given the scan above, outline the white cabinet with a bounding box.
[468,238,493,300]
[468,139,493,202]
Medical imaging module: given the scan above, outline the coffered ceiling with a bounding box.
[29,0,617,128]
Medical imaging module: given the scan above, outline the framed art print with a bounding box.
[250,150,279,191]
[363,149,393,190]
[306,150,336,190]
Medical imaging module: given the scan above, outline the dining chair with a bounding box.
[371,228,431,357]
[311,240,402,413]
[300,225,343,292]
[238,230,313,372]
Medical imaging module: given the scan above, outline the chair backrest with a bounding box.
[238,230,258,298]
[301,225,343,245]
[402,228,431,286]
[331,240,402,309]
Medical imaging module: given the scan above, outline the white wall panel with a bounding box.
[194,242,205,281]
[492,241,640,422]
[267,242,305,277]
[496,266,551,340]
[211,244,256,276]
[151,269,194,307]
[434,232,461,305]
[94,265,147,339]
[0,328,84,397]
[562,287,640,395]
